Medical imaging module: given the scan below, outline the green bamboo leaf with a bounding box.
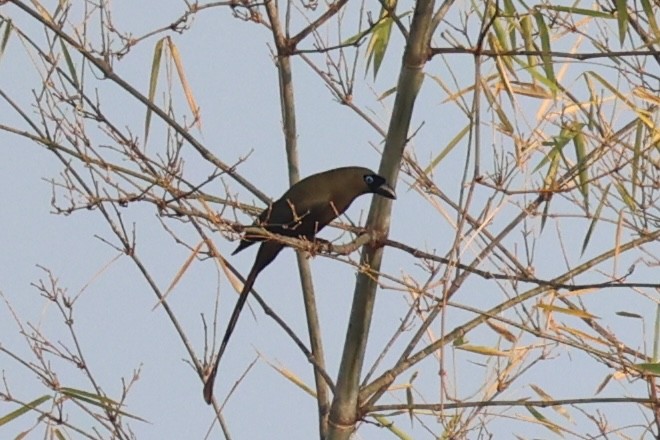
[540,189,552,232]
[0,396,51,427]
[378,86,397,101]
[490,4,507,49]
[59,39,79,88]
[540,135,563,233]
[571,123,589,209]
[489,33,514,102]
[343,9,408,46]
[616,311,643,318]
[365,17,393,79]
[530,384,573,422]
[533,128,575,174]
[533,11,556,92]
[481,78,513,134]
[490,5,514,74]
[587,72,651,125]
[54,429,66,440]
[423,124,470,174]
[614,182,635,212]
[343,29,369,45]
[519,15,536,69]
[640,0,659,35]
[634,363,660,376]
[525,406,562,435]
[0,18,12,60]
[632,120,643,198]
[581,184,610,255]
[405,385,414,425]
[144,38,165,146]
[543,5,614,19]
[502,0,517,48]
[513,55,559,94]
[615,0,629,46]
[60,387,147,421]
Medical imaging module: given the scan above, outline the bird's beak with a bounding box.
[375,183,396,200]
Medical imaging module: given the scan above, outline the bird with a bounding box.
[203,166,396,404]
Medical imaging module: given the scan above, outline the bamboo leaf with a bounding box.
[581,184,610,256]
[588,71,657,133]
[502,0,517,48]
[364,1,405,79]
[30,0,54,24]
[533,11,556,93]
[557,325,609,346]
[59,39,79,88]
[543,5,614,19]
[366,17,393,79]
[536,304,599,319]
[540,192,552,232]
[457,344,513,357]
[614,182,635,212]
[481,77,513,134]
[508,81,552,99]
[631,119,643,198]
[640,0,659,35]
[168,37,202,130]
[0,18,12,60]
[423,124,470,174]
[525,406,562,435]
[519,15,536,69]
[378,86,397,101]
[571,122,589,209]
[489,5,514,74]
[559,288,598,297]
[60,387,146,421]
[595,373,612,394]
[513,55,559,94]
[489,33,514,102]
[535,128,574,175]
[144,37,165,146]
[614,0,629,46]
[530,384,573,422]
[0,396,50,427]
[152,241,204,310]
[268,362,316,397]
[343,10,409,45]
[406,384,414,425]
[486,320,517,343]
[634,363,660,376]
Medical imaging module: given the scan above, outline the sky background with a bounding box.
[1,1,658,439]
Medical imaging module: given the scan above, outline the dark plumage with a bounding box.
[203,166,396,404]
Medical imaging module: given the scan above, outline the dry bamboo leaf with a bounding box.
[486,320,517,343]
[537,304,599,320]
[167,37,202,130]
[152,240,204,310]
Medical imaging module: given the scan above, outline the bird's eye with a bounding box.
[364,175,375,185]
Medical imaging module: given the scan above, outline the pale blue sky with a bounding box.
[1,1,658,439]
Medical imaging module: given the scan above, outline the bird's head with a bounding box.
[360,170,397,200]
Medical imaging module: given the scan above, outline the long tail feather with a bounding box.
[203,242,283,404]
